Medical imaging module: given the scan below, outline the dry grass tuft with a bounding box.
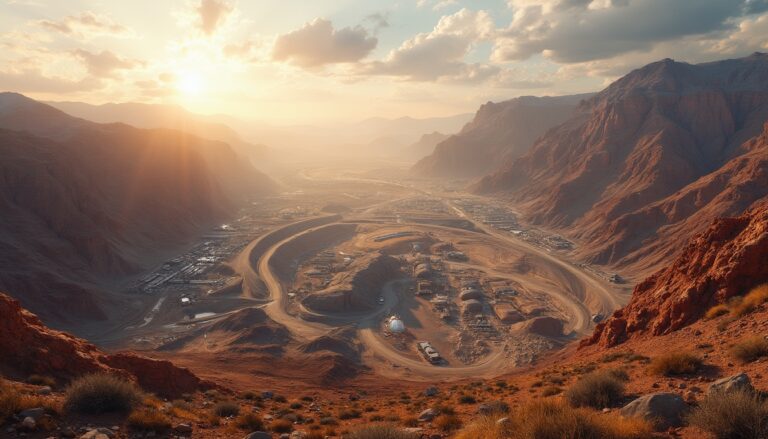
[688,388,768,439]
[565,370,625,409]
[455,399,651,439]
[732,284,768,317]
[647,352,702,376]
[235,412,264,430]
[434,413,463,432]
[211,400,240,418]
[127,407,171,432]
[269,418,294,433]
[64,373,142,415]
[730,336,768,364]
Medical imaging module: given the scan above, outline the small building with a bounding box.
[388,316,406,333]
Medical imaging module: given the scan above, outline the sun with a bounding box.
[176,71,205,97]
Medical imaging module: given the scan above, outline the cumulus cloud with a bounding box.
[272,18,377,68]
[38,11,131,38]
[360,9,494,81]
[197,0,233,35]
[73,49,141,78]
[495,0,763,63]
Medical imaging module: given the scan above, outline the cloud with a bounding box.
[495,0,762,63]
[272,18,377,68]
[417,0,460,11]
[360,9,494,81]
[0,68,101,93]
[364,13,390,33]
[223,40,257,58]
[197,0,233,35]
[73,49,141,78]
[38,11,132,38]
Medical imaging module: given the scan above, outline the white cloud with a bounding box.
[73,49,142,78]
[197,0,233,35]
[272,18,377,68]
[37,11,132,39]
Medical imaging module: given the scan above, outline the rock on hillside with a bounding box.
[474,53,768,273]
[0,292,205,397]
[413,94,591,178]
[583,204,768,347]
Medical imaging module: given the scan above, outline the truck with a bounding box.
[416,341,443,364]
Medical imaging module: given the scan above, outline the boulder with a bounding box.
[174,423,193,434]
[245,432,271,439]
[620,392,687,431]
[709,372,754,395]
[21,417,35,430]
[418,408,438,422]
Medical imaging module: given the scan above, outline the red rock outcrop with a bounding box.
[583,204,768,347]
[474,53,768,274]
[0,292,205,397]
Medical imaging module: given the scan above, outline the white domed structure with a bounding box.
[388,316,406,333]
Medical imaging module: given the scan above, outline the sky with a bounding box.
[1,0,767,124]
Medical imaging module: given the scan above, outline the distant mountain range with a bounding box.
[473,52,768,274]
[0,93,276,329]
[412,94,593,178]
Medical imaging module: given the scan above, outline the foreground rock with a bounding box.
[620,392,687,431]
[0,292,206,397]
[709,373,754,395]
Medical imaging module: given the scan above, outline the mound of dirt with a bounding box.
[301,253,402,313]
[513,316,564,338]
[297,326,362,361]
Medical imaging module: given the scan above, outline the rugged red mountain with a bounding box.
[474,53,768,273]
[413,94,591,178]
[0,93,276,328]
[0,292,204,397]
[583,204,768,348]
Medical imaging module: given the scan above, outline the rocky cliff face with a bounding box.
[0,292,204,397]
[412,94,591,178]
[475,53,768,273]
[0,93,276,328]
[583,204,768,347]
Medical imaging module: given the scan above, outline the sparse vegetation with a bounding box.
[346,424,421,439]
[64,373,142,414]
[212,400,240,418]
[235,412,264,430]
[269,418,294,433]
[458,394,477,404]
[705,284,768,321]
[647,352,702,376]
[127,407,171,432]
[435,413,463,432]
[455,399,652,439]
[339,408,362,419]
[731,336,768,364]
[565,369,625,409]
[688,389,768,439]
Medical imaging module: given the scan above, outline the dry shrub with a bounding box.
[127,407,171,432]
[346,424,421,439]
[434,413,463,432]
[733,284,768,317]
[235,412,264,431]
[647,352,702,376]
[64,373,142,414]
[688,389,768,439]
[401,416,418,427]
[731,336,768,364]
[705,304,731,319]
[456,399,651,439]
[270,418,294,433]
[212,400,240,418]
[565,370,625,409]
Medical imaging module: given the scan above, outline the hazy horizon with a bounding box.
[2,0,767,125]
